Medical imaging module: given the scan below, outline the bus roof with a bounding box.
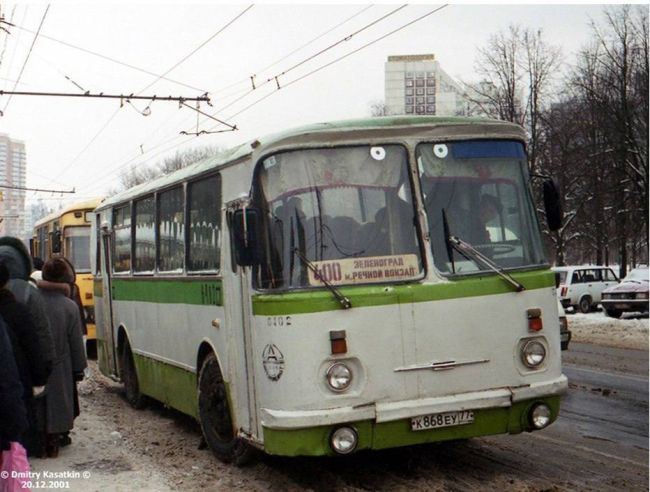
[34,197,104,229]
[97,116,525,210]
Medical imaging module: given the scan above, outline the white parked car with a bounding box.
[552,265,619,313]
[601,267,649,318]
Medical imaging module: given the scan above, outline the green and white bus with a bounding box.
[92,116,567,463]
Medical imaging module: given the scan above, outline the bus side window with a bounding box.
[158,186,185,272]
[188,174,221,273]
[113,204,132,273]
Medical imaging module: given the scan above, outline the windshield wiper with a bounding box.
[442,209,456,273]
[293,248,352,309]
[447,236,526,292]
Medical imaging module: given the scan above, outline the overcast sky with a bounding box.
[0,2,631,209]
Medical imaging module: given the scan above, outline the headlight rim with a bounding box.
[329,426,359,454]
[521,339,547,369]
[325,362,353,392]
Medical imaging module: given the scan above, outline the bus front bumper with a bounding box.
[259,375,567,456]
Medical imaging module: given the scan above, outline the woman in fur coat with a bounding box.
[38,258,87,457]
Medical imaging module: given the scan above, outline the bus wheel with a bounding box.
[121,338,147,409]
[198,353,253,465]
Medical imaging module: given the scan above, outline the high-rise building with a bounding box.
[384,54,468,117]
[0,134,27,239]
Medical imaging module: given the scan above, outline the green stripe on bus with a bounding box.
[110,278,223,306]
[252,269,555,315]
[133,353,199,419]
[262,396,561,456]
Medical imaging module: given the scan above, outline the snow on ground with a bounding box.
[567,309,648,350]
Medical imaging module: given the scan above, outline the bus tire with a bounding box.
[198,353,253,466]
[121,338,147,409]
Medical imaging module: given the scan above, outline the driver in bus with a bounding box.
[478,194,501,243]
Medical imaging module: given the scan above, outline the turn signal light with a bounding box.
[527,308,543,332]
[329,330,347,354]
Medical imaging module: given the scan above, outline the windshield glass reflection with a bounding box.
[417,140,546,274]
[253,145,423,289]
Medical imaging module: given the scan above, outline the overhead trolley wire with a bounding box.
[0,5,17,71]
[218,4,408,114]
[138,4,254,95]
[77,5,383,193]
[2,4,49,115]
[216,4,449,125]
[11,24,208,93]
[53,4,254,186]
[81,5,446,196]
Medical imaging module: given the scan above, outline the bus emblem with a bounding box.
[262,344,285,381]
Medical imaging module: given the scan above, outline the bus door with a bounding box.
[225,203,259,440]
[99,227,119,378]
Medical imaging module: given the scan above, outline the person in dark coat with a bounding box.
[38,258,87,458]
[0,236,55,457]
[0,316,28,452]
[38,256,86,446]
[0,237,54,365]
[0,262,51,456]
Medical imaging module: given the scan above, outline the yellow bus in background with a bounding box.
[31,198,103,350]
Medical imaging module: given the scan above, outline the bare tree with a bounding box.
[522,29,563,173]
[467,25,526,123]
[575,5,649,275]
[117,145,223,190]
[369,101,390,117]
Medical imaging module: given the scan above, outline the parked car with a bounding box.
[558,300,571,350]
[601,267,649,318]
[552,265,619,313]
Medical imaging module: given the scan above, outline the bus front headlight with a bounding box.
[326,362,352,392]
[330,427,358,454]
[521,340,546,368]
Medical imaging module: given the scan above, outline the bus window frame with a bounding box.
[186,173,222,275]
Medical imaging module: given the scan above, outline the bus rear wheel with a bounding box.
[198,353,253,465]
[121,338,147,409]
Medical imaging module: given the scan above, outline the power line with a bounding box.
[0,183,74,193]
[72,6,382,192]
[224,5,407,111]
[215,5,450,125]
[52,6,252,185]
[138,4,254,96]
[0,89,209,102]
[256,5,375,77]
[78,5,428,196]
[2,4,49,114]
[11,23,208,93]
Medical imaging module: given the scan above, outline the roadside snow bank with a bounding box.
[568,311,648,350]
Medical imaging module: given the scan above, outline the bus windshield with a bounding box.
[417,140,546,275]
[64,226,91,272]
[253,145,423,289]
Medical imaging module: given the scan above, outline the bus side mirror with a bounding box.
[232,208,263,266]
[52,230,62,254]
[543,179,563,231]
[554,271,561,289]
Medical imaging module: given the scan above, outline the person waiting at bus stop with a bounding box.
[38,258,87,458]
[0,261,51,457]
[0,236,54,457]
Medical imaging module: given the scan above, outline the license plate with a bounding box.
[411,410,474,431]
